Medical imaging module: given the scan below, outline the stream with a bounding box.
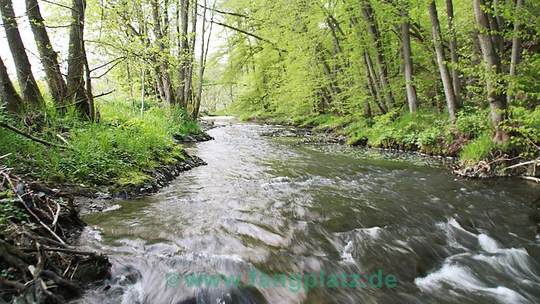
[76,118,540,304]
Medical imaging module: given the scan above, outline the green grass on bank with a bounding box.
[229,105,540,164]
[0,99,202,187]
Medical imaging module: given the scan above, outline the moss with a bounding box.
[116,171,152,187]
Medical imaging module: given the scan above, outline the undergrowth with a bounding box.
[229,103,539,162]
[0,99,201,187]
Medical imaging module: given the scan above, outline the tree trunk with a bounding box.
[193,0,214,118]
[360,0,395,109]
[185,0,198,110]
[177,0,190,107]
[151,0,175,105]
[473,0,509,144]
[0,0,43,106]
[66,0,94,119]
[429,0,457,122]
[445,0,462,106]
[363,51,387,114]
[508,0,523,104]
[25,0,66,106]
[401,7,418,113]
[0,56,22,113]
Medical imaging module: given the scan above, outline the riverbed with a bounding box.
[77,119,540,304]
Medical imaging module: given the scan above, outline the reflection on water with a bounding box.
[77,120,540,304]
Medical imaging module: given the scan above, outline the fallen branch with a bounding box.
[503,159,540,171]
[22,246,96,257]
[1,172,67,246]
[0,122,70,150]
[521,176,540,183]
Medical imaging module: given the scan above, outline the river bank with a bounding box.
[77,121,540,304]
[0,103,214,302]
[241,112,539,180]
[0,132,212,303]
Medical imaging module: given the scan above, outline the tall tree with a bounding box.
[508,0,523,103]
[445,0,461,106]
[429,0,457,122]
[177,0,190,106]
[185,0,198,109]
[151,0,175,105]
[364,51,387,114]
[0,56,22,113]
[66,0,94,119]
[193,0,214,118]
[360,0,395,109]
[25,0,67,105]
[473,0,508,143]
[401,4,418,113]
[0,0,43,106]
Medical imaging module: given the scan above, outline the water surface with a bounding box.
[78,120,540,304]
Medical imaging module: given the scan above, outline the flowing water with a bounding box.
[77,119,540,304]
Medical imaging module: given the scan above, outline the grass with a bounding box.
[0,99,201,187]
[460,133,496,163]
[228,101,539,163]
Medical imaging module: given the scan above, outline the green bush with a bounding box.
[456,108,490,139]
[503,106,540,158]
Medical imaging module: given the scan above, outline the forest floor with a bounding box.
[0,100,213,303]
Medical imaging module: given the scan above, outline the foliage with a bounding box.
[220,0,540,163]
[0,99,199,187]
[460,133,497,163]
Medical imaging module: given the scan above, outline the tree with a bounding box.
[360,0,395,109]
[0,0,43,106]
[445,0,461,106]
[508,0,523,104]
[0,56,22,113]
[151,0,176,105]
[401,4,418,113]
[193,0,215,118]
[177,0,190,107]
[25,0,67,105]
[473,0,508,143]
[66,0,95,119]
[429,0,457,122]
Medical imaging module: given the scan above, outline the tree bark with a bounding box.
[364,51,388,114]
[0,0,43,106]
[193,0,214,118]
[508,0,523,104]
[401,7,418,113]
[363,51,387,114]
[66,0,94,119]
[151,0,175,105]
[360,0,395,109]
[25,0,66,106]
[185,0,198,110]
[0,56,22,113]
[445,0,462,106]
[177,0,190,107]
[429,0,457,122]
[473,0,508,143]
